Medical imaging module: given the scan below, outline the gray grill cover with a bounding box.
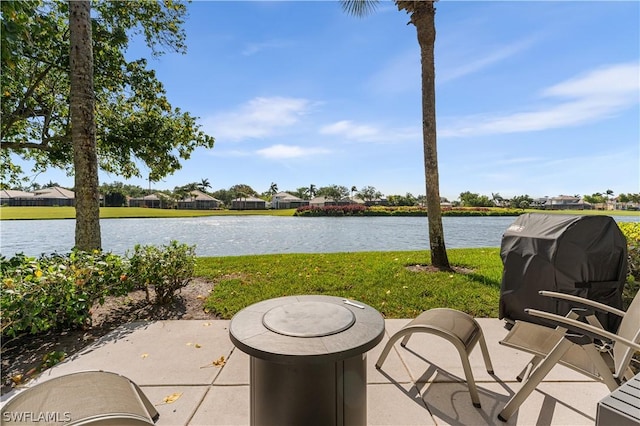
[499,213,628,332]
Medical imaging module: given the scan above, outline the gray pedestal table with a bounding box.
[229,295,385,426]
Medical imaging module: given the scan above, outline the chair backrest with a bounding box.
[1,371,158,425]
[613,291,640,377]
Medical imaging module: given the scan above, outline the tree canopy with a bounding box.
[1,0,214,187]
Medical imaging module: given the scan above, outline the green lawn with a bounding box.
[199,248,504,319]
[0,206,297,220]
[2,206,638,220]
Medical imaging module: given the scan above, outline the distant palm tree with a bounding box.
[269,182,278,195]
[198,178,211,193]
[309,184,317,198]
[341,0,450,270]
[351,185,357,199]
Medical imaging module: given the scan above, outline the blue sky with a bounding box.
[27,1,640,201]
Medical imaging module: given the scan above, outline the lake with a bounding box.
[0,215,636,257]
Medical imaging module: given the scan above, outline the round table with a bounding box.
[229,295,385,426]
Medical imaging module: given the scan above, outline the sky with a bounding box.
[20,0,640,201]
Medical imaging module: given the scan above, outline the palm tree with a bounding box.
[269,182,278,195]
[69,0,101,251]
[198,178,211,193]
[351,185,357,200]
[309,184,317,199]
[341,0,450,270]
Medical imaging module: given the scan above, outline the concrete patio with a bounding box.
[1,318,610,425]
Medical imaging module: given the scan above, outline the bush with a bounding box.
[0,241,196,338]
[127,241,196,305]
[1,250,130,338]
[619,222,640,309]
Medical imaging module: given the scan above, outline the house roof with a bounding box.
[273,192,303,202]
[232,196,265,203]
[0,189,35,199]
[183,190,220,202]
[33,187,75,199]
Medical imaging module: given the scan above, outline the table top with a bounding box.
[229,295,385,364]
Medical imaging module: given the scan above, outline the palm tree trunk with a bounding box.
[69,0,101,251]
[411,1,450,270]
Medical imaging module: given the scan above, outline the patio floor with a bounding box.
[1,318,609,425]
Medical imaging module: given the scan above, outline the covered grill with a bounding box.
[499,213,628,332]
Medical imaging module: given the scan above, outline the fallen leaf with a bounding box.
[213,356,226,367]
[141,353,149,359]
[195,343,202,348]
[11,374,23,384]
[202,322,212,326]
[196,295,205,300]
[186,342,192,346]
[162,392,182,404]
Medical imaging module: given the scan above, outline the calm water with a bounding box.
[0,215,636,257]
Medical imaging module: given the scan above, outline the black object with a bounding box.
[499,213,628,332]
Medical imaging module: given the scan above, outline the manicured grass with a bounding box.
[2,206,637,220]
[0,207,297,220]
[199,248,504,319]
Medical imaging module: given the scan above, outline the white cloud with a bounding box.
[440,62,640,138]
[320,120,420,143]
[256,144,330,159]
[320,120,379,140]
[202,97,313,142]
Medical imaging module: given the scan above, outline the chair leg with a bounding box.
[376,328,415,369]
[498,337,573,422]
[517,356,542,382]
[459,351,482,408]
[582,344,619,391]
[477,329,494,375]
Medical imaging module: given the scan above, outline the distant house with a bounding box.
[310,196,369,207]
[0,189,36,206]
[270,192,308,209]
[1,187,76,206]
[545,195,592,210]
[177,190,221,210]
[309,196,331,207]
[231,196,266,210]
[129,193,171,209]
[32,187,76,206]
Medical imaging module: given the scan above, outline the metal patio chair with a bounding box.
[375,308,494,408]
[497,290,640,422]
[1,370,159,425]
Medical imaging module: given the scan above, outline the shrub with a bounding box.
[1,241,197,338]
[127,241,196,304]
[295,204,367,216]
[619,221,640,309]
[1,250,130,338]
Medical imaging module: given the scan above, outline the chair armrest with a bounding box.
[525,308,640,352]
[539,291,626,318]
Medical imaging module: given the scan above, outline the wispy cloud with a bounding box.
[440,62,640,138]
[319,120,420,143]
[203,97,313,142]
[320,120,379,140]
[256,144,331,159]
[439,36,540,84]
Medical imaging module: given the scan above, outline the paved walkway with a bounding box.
[1,319,608,425]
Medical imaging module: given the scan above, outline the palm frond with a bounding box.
[340,0,380,17]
